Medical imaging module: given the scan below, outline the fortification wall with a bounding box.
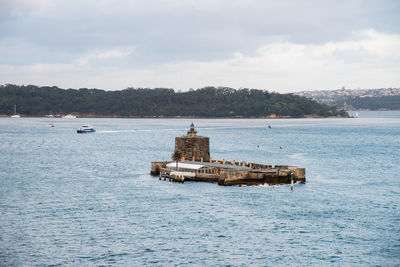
[150,161,168,175]
[175,136,210,161]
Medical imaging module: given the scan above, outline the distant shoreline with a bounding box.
[3,110,398,119]
[0,85,348,118]
[0,114,350,119]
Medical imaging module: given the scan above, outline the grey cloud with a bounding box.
[0,0,399,67]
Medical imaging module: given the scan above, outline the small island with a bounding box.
[151,123,306,186]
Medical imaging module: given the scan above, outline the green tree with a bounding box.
[171,150,182,170]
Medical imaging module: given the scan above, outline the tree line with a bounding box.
[0,84,348,117]
[335,96,400,110]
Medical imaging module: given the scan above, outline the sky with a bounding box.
[0,0,399,92]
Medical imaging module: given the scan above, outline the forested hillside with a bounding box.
[0,84,348,117]
[335,96,400,110]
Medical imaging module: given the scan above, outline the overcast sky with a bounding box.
[0,0,399,92]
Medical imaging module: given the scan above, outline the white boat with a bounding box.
[77,125,95,133]
[355,112,359,118]
[11,104,21,118]
[62,114,77,119]
[49,122,55,127]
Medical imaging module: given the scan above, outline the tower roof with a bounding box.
[187,122,197,136]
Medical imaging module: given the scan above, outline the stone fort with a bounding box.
[151,123,306,186]
[175,123,210,162]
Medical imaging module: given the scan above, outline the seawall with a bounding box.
[151,160,305,186]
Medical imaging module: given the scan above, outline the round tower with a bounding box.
[175,123,210,161]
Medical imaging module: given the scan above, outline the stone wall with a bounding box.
[217,166,306,186]
[175,136,210,161]
[150,161,168,175]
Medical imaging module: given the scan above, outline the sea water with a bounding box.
[0,111,399,266]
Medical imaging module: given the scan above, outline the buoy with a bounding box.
[290,171,294,191]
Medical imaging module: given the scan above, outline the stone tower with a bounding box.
[175,123,210,161]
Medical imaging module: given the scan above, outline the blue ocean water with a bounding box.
[0,111,399,266]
